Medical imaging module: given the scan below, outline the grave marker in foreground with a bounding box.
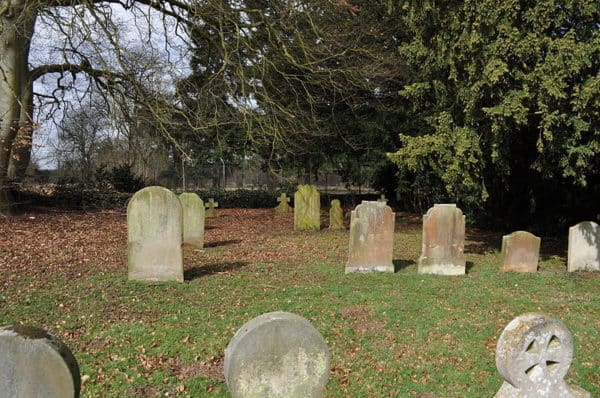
[495,313,590,398]
[224,311,330,398]
[128,186,183,282]
[0,325,81,398]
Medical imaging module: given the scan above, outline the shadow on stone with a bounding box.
[204,239,241,248]
[184,261,248,280]
[393,259,415,272]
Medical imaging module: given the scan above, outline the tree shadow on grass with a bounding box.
[393,259,416,272]
[184,261,249,281]
[204,239,241,248]
[466,261,475,273]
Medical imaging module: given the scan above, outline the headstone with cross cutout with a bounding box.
[205,198,219,218]
[275,193,292,214]
[494,313,590,397]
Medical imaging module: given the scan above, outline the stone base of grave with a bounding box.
[418,259,465,275]
[182,238,204,249]
[345,264,394,273]
[494,381,591,398]
[128,241,183,282]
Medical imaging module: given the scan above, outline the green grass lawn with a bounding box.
[0,208,598,397]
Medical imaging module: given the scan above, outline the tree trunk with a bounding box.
[0,3,36,214]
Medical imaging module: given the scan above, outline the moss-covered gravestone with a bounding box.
[224,311,330,398]
[128,186,183,282]
[418,204,466,275]
[329,199,344,230]
[179,192,205,248]
[345,201,395,273]
[205,198,219,218]
[294,185,320,231]
[0,325,81,398]
[275,193,292,214]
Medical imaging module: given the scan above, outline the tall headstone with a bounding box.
[501,231,541,273]
[329,199,344,230]
[224,311,330,398]
[294,185,320,231]
[345,201,395,273]
[495,313,590,398]
[179,192,205,248]
[0,325,81,398]
[275,193,292,214]
[418,204,466,275]
[567,221,600,272]
[127,186,183,282]
[205,198,219,218]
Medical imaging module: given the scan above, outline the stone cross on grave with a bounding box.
[205,198,219,218]
[275,193,292,214]
[377,194,387,203]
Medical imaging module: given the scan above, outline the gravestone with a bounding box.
[377,194,387,203]
[205,198,219,218]
[294,185,320,231]
[418,204,466,275]
[0,325,81,398]
[567,221,600,272]
[127,186,183,282]
[345,201,395,273]
[501,231,540,273]
[224,311,330,398]
[179,192,205,248]
[275,193,292,214]
[329,199,344,230]
[495,313,590,398]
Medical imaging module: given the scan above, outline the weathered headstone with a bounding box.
[294,185,320,231]
[377,194,387,203]
[179,192,205,248]
[345,201,395,273]
[567,221,600,272]
[0,325,81,398]
[329,199,344,230]
[418,204,466,275]
[224,311,330,398]
[495,313,590,398]
[205,198,219,218]
[501,231,540,273]
[127,186,183,282]
[275,193,292,214]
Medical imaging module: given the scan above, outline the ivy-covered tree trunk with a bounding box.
[0,1,36,214]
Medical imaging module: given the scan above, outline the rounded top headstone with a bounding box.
[495,313,573,391]
[0,325,81,398]
[224,311,330,398]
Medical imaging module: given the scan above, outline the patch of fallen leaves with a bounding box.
[169,355,224,382]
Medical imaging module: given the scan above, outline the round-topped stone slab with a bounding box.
[224,311,330,398]
[0,325,81,398]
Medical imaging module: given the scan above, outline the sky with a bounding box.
[31,3,191,169]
